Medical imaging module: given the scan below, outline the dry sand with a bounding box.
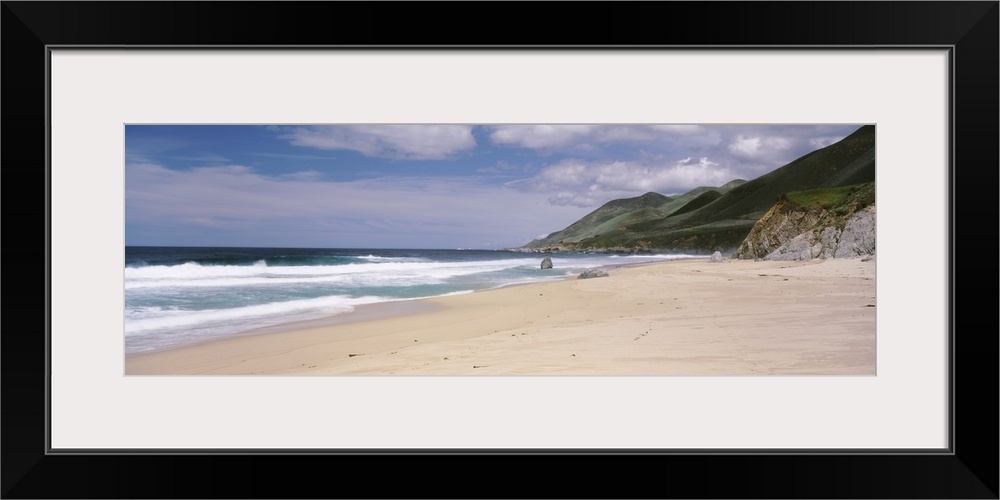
[124,257,876,376]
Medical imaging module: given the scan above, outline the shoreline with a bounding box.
[124,257,876,376]
[124,258,662,357]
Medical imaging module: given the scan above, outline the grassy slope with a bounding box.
[665,189,723,218]
[786,181,876,227]
[527,192,672,246]
[525,180,751,248]
[680,124,875,224]
[575,125,876,252]
[520,125,875,253]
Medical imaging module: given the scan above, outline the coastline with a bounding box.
[123,257,656,355]
[124,257,876,376]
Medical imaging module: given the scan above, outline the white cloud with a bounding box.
[727,134,796,164]
[676,157,720,169]
[507,157,738,207]
[591,126,657,142]
[489,125,595,150]
[489,124,717,151]
[729,135,762,155]
[282,125,476,160]
[650,125,704,134]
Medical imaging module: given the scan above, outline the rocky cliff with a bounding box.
[733,182,875,261]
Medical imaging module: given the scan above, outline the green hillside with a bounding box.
[518,125,875,253]
[524,180,749,249]
[666,189,723,218]
[526,191,672,246]
[642,124,875,230]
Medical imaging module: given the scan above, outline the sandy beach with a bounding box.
[124,257,876,376]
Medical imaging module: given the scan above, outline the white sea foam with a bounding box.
[123,251,694,354]
[123,290,481,354]
[607,253,704,260]
[357,254,429,263]
[124,258,543,290]
[125,294,385,336]
[124,295,395,353]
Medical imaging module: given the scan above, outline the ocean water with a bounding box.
[124,247,702,354]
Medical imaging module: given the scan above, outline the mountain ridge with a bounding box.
[514,125,876,255]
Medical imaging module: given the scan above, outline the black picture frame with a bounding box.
[3,2,997,498]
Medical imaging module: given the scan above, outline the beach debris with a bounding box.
[348,353,364,357]
[710,251,724,262]
[578,268,609,279]
[540,257,553,269]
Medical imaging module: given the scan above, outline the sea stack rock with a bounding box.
[540,257,553,269]
[709,251,723,263]
[578,268,609,279]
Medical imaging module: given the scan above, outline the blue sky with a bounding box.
[125,124,863,249]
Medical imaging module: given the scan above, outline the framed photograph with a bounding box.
[120,122,878,378]
[5,2,997,498]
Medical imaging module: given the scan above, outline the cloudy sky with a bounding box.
[125,124,863,249]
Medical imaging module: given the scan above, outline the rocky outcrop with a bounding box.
[834,204,876,256]
[540,257,553,269]
[733,181,875,261]
[735,203,875,261]
[709,251,724,262]
[578,269,609,279]
[732,203,824,260]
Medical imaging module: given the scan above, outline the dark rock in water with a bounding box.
[709,251,724,262]
[540,257,553,269]
[578,268,609,279]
